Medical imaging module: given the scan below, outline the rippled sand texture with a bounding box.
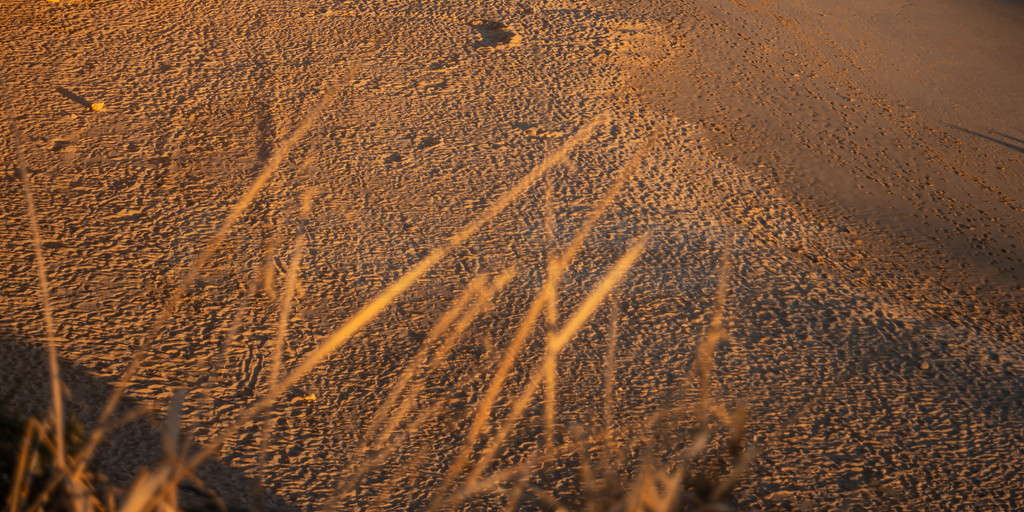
[2,0,1023,509]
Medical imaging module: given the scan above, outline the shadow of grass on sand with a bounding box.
[0,328,297,512]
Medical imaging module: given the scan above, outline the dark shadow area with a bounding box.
[54,87,92,109]
[993,130,1024,147]
[951,125,1024,154]
[467,20,518,47]
[0,328,296,511]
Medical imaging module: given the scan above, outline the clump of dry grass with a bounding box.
[3,83,754,511]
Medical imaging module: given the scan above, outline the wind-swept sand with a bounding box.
[619,0,1024,297]
[2,0,1023,509]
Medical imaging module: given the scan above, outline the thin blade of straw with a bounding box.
[447,150,645,488]
[463,234,649,490]
[6,100,64,471]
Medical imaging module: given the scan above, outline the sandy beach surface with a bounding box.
[2,0,1023,509]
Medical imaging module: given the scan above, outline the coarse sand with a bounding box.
[2,0,1023,509]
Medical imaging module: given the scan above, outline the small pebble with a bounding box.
[920,362,931,370]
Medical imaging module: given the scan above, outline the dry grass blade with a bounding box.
[256,230,307,509]
[429,272,514,370]
[160,389,187,466]
[542,178,560,454]
[541,338,559,455]
[110,388,194,512]
[568,424,600,509]
[537,138,651,453]
[541,258,561,454]
[546,234,649,355]
[447,155,643,491]
[436,281,549,501]
[373,271,514,452]
[592,298,621,496]
[628,467,683,512]
[519,484,570,511]
[155,388,188,512]
[7,418,43,511]
[503,472,529,512]
[367,440,433,511]
[119,466,174,512]
[697,247,732,431]
[727,401,748,458]
[463,234,650,490]
[182,113,609,474]
[362,273,492,442]
[603,299,619,437]
[709,446,757,503]
[454,367,543,507]
[265,112,608,396]
[442,458,537,507]
[6,104,64,472]
[271,232,308,406]
[543,172,558,251]
[103,78,345,399]
[331,402,441,505]
[553,136,652,272]
[211,243,277,388]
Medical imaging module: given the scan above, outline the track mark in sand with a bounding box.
[415,135,441,149]
[240,341,265,397]
[468,20,522,49]
[428,53,461,71]
[952,125,1024,155]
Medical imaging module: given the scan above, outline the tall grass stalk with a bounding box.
[603,300,619,440]
[362,274,493,442]
[371,271,514,453]
[458,235,649,495]
[7,100,64,472]
[697,246,732,432]
[256,201,310,508]
[539,139,650,458]
[3,75,101,509]
[438,149,645,499]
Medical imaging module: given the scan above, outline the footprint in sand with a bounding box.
[468,19,522,49]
